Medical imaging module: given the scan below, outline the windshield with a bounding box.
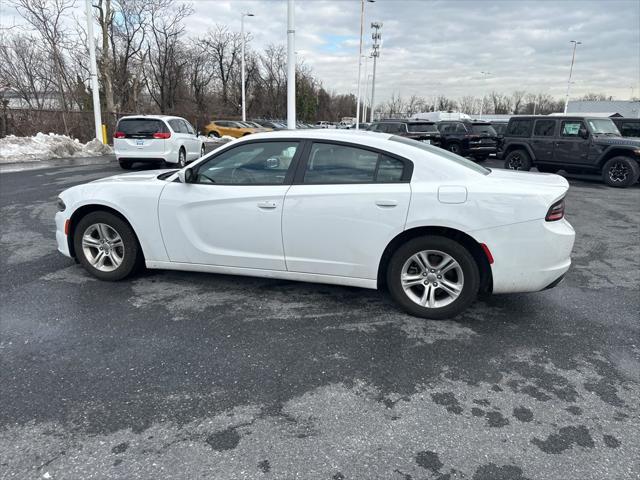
[586,119,620,135]
[407,123,438,133]
[471,124,497,135]
[390,136,490,175]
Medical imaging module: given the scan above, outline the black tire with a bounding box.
[386,236,480,319]
[73,211,143,281]
[448,143,462,155]
[119,160,132,170]
[537,165,559,173]
[504,149,532,171]
[602,156,640,188]
[200,144,206,158]
[208,131,220,138]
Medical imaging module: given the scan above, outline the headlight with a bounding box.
[56,197,66,212]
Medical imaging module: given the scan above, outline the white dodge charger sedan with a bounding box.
[55,130,575,319]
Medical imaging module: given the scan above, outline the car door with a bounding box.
[554,120,590,165]
[181,119,200,159]
[158,140,302,270]
[282,141,411,279]
[530,119,557,162]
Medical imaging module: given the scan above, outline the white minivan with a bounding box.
[114,115,205,169]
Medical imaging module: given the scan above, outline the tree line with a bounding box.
[0,0,623,137]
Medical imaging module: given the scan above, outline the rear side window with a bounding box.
[303,143,406,184]
[116,119,168,138]
[533,120,556,137]
[168,119,185,133]
[506,119,533,137]
[407,123,437,133]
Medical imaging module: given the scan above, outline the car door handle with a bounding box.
[375,199,398,207]
[257,201,277,209]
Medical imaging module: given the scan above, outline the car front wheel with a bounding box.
[73,211,142,281]
[387,236,480,319]
[602,156,640,187]
[448,143,462,155]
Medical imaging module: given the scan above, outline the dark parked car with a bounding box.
[501,115,640,187]
[436,120,498,161]
[489,120,509,149]
[254,120,287,130]
[369,120,442,146]
[612,117,640,138]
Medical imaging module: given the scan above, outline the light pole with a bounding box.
[478,71,492,119]
[240,12,254,122]
[287,0,296,129]
[563,40,581,114]
[85,0,102,142]
[369,22,382,122]
[355,0,374,130]
[361,55,370,121]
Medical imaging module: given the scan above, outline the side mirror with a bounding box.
[178,167,195,184]
[579,128,589,139]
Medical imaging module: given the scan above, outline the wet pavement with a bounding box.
[1,156,638,479]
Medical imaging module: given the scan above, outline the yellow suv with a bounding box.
[203,120,262,138]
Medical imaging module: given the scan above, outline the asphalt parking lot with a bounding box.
[1,154,639,480]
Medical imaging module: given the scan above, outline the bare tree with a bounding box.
[204,25,242,107]
[459,95,476,115]
[511,90,526,114]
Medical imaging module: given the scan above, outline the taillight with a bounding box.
[114,131,125,139]
[153,132,171,139]
[546,198,565,221]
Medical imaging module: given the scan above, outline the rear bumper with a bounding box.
[117,156,171,163]
[471,218,575,294]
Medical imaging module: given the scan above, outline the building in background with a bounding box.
[567,100,640,118]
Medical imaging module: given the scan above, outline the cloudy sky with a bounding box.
[2,0,639,102]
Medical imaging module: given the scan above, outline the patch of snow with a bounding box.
[198,134,235,144]
[0,133,113,164]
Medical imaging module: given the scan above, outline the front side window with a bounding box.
[195,141,299,185]
[533,120,556,137]
[304,143,405,184]
[561,121,585,137]
[455,123,468,134]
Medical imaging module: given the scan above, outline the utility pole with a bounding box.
[85,0,102,142]
[241,12,254,122]
[563,40,581,114]
[355,0,375,130]
[287,0,296,129]
[361,55,369,121]
[369,22,382,123]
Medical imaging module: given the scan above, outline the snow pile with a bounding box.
[0,133,113,164]
[199,134,236,144]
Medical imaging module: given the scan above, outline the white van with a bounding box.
[114,115,205,169]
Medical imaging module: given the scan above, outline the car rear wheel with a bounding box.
[119,160,132,170]
[448,143,462,155]
[387,236,480,319]
[73,211,142,281]
[602,156,640,187]
[208,131,220,138]
[504,150,532,171]
[174,148,186,168]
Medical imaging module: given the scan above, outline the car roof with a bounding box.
[118,115,182,121]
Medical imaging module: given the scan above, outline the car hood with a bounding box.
[488,168,569,190]
[593,135,640,147]
[90,169,174,184]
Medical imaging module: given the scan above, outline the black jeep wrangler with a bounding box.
[436,120,498,161]
[501,115,640,187]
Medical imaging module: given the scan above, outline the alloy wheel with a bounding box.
[400,250,464,308]
[81,223,125,272]
[178,150,186,167]
[608,161,629,183]
[508,154,523,170]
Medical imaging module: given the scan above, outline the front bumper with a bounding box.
[471,218,575,294]
[55,211,72,257]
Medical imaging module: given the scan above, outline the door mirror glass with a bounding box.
[178,167,195,183]
[579,127,589,139]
